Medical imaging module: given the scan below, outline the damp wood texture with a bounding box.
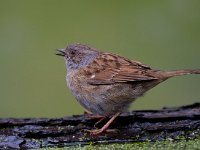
[0,103,200,149]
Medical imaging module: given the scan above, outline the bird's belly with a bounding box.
[68,79,137,115]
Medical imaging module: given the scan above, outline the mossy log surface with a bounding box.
[0,103,200,149]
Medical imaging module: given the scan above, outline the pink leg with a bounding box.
[84,112,107,127]
[94,116,107,128]
[88,112,121,135]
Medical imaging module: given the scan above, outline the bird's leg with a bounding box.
[84,111,107,127]
[87,112,121,135]
[94,116,107,128]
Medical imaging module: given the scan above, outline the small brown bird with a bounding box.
[56,43,200,135]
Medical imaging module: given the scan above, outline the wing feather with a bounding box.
[83,53,157,85]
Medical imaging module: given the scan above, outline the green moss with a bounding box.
[43,137,200,150]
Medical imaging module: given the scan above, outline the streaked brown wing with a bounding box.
[84,53,157,85]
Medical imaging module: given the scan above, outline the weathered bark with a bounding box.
[0,103,200,149]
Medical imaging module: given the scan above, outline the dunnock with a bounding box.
[56,43,200,135]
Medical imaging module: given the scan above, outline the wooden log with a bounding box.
[0,103,199,149]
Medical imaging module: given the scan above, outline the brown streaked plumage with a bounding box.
[56,43,200,135]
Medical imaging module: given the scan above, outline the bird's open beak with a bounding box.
[55,49,66,56]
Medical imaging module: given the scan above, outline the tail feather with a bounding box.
[160,69,200,79]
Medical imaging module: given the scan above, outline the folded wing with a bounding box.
[84,53,157,85]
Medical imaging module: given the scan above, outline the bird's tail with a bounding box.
[157,69,200,79]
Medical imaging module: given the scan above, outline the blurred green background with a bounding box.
[0,0,199,118]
